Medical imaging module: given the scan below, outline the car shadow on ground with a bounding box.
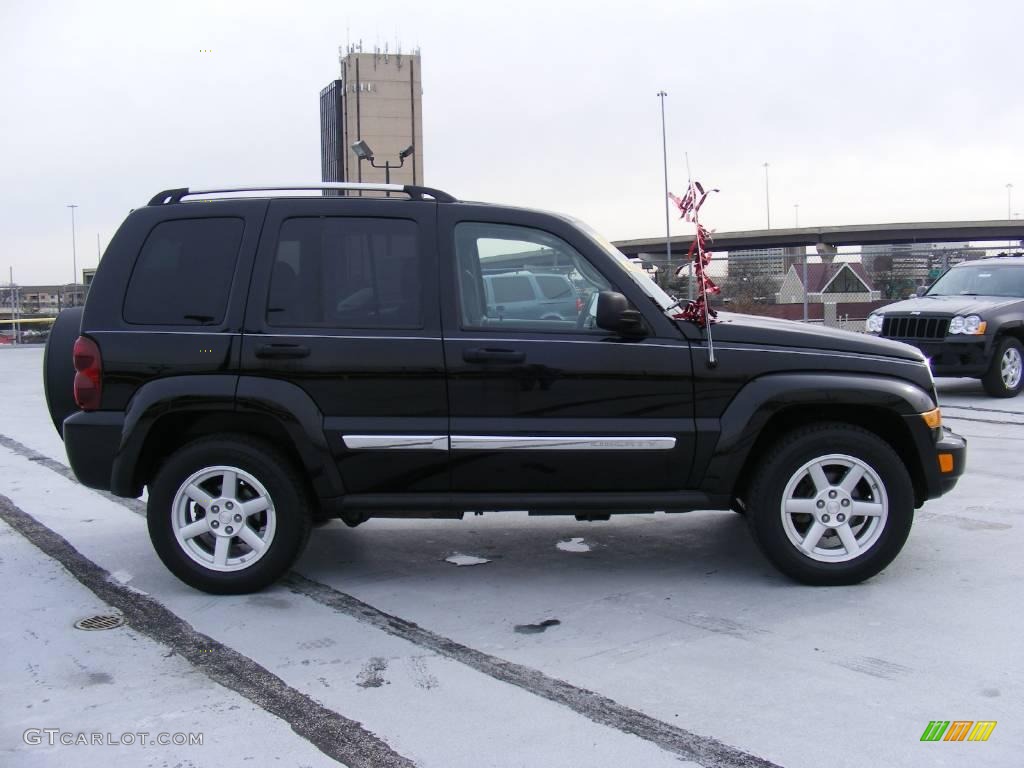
[296,510,793,596]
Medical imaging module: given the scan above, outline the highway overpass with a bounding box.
[612,220,1024,257]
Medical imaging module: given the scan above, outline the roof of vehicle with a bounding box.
[951,255,1024,267]
[144,183,585,225]
[483,271,572,279]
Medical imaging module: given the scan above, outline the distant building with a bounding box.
[0,284,85,317]
[776,262,880,305]
[728,246,807,278]
[319,47,424,188]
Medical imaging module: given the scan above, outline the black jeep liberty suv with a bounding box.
[43,183,966,593]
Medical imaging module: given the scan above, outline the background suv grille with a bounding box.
[881,315,949,339]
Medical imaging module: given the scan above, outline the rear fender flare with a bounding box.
[111,375,343,499]
[111,375,239,496]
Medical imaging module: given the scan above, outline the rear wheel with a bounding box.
[746,423,914,586]
[147,435,312,594]
[981,336,1024,398]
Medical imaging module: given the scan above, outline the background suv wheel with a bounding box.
[746,423,914,586]
[982,336,1024,398]
[147,435,312,594]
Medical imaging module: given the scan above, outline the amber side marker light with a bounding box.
[938,453,955,473]
[921,408,942,429]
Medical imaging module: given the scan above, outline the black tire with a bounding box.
[42,307,84,437]
[147,434,312,594]
[746,423,914,586]
[981,336,1024,398]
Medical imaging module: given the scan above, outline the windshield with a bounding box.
[926,264,1024,298]
[568,217,681,312]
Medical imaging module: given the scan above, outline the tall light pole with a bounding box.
[794,203,800,228]
[8,267,18,345]
[1008,184,1014,251]
[657,91,672,276]
[67,204,79,307]
[763,162,771,229]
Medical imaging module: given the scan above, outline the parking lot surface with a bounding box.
[1,345,1019,767]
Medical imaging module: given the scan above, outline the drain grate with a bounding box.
[74,614,125,631]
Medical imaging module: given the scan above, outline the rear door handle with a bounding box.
[255,343,310,359]
[462,347,526,364]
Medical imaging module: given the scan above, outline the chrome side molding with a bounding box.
[451,436,676,451]
[342,435,676,451]
[343,435,448,451]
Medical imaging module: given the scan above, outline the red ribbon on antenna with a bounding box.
[668,181,720,325]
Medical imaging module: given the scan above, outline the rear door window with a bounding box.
[124,218,244,325]
[266,217,421,329]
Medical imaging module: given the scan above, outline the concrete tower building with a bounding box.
[320,46,424,188]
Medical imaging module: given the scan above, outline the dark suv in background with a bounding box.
[867,256,1024,397]
[45,183,965,594]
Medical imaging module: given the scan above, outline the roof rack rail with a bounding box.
[147,183,457,206]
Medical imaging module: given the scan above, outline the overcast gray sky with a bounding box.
[2,0,1021,285]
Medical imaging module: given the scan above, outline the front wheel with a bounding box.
[746,423,914,586]
[981,336,1024,398]
[147,435,312,594]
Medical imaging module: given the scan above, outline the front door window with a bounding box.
[454,222,612,332]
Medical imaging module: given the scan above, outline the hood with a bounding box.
[693,311,926,362]
[876,294,1022,316]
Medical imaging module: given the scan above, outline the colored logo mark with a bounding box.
[920,721,997,742]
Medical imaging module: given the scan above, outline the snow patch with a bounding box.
[556,537,590,553]
[444,553,491,567]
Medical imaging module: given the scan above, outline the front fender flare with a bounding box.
[694,372,935,495]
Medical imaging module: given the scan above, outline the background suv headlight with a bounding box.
[948,315,986,335]
[866,313,884,333]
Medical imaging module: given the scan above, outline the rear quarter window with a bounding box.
[535,275,574,300]
[123,218,244,325]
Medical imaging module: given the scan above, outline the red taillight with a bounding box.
[576,297,583,313]
[73,336,102,411]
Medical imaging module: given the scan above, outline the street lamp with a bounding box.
[763,162,771,229]
[793,203,799,228]
[67,204,79,307]
[351,140,415,186]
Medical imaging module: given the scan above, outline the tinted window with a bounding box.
[267,217,420,328]
[124,218,243,325]
[490,275,534,303]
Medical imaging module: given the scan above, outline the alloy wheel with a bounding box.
[171,465,277,572]
[1001,347,1022,390]
[779,453,888,563]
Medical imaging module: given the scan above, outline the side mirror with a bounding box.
[596,291,647,338]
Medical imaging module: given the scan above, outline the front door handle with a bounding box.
[255,343,310,359]
[462,347,526,364]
